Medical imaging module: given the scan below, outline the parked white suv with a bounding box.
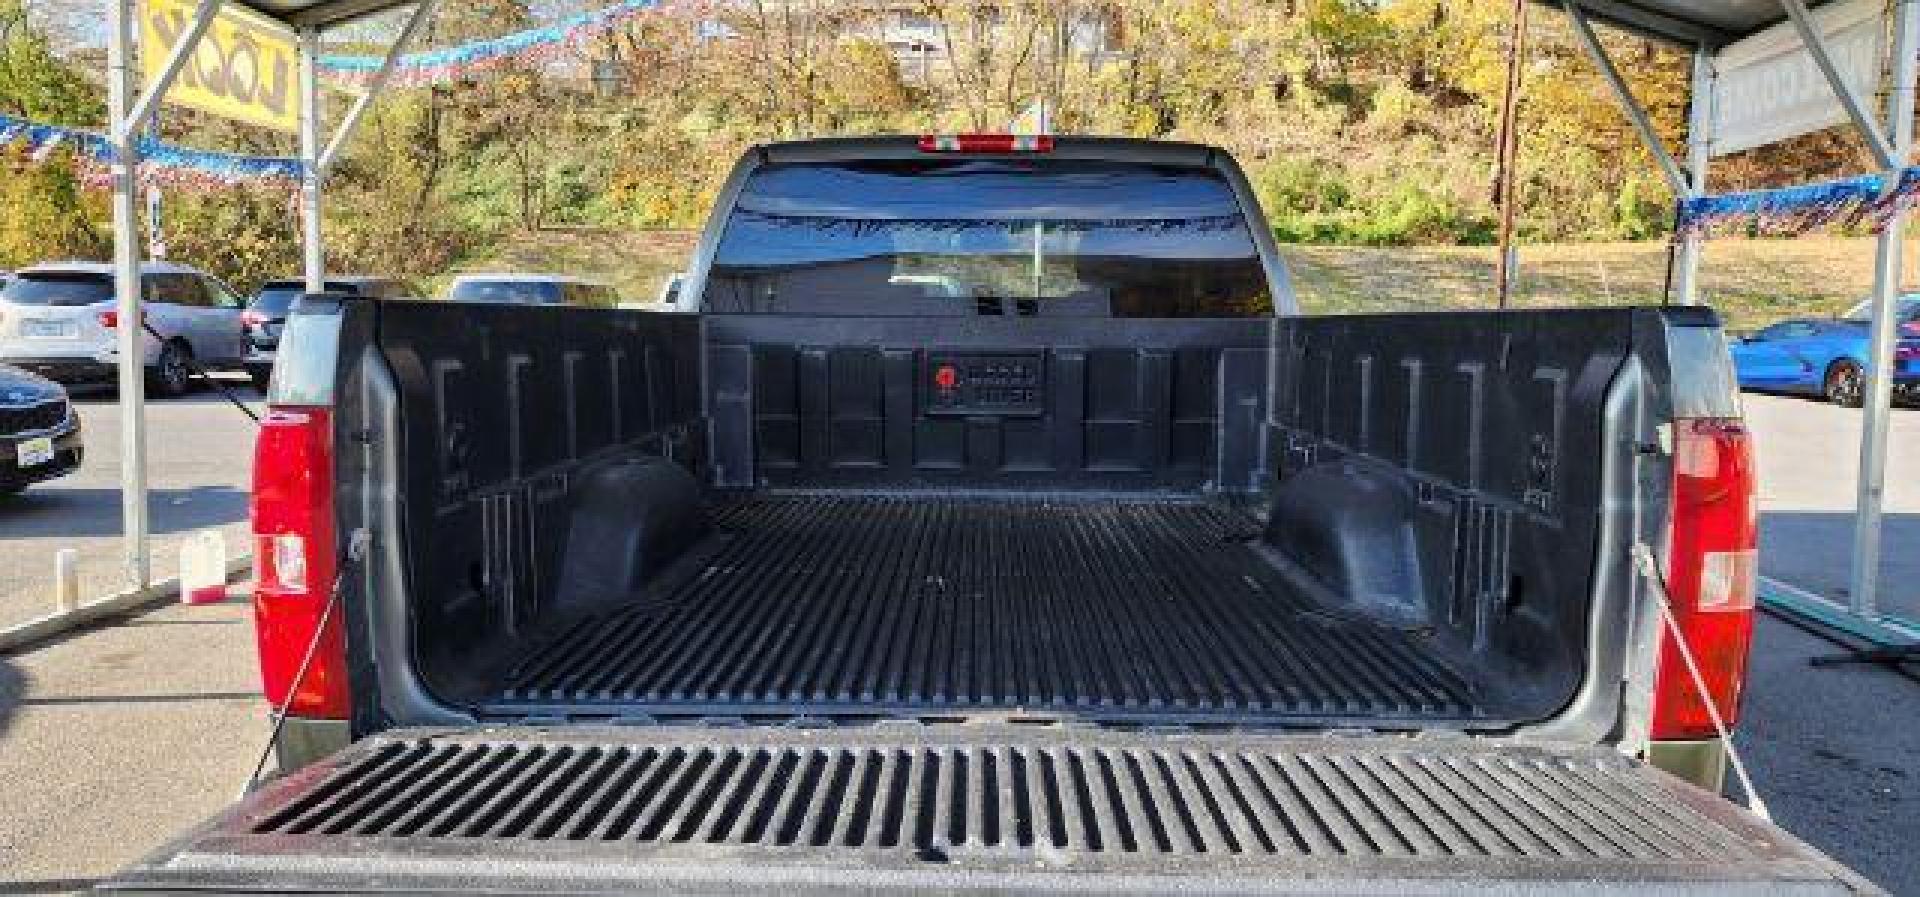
[0,261,248,397]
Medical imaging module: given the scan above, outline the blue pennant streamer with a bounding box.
[321,0,660,86]
[1676,168,1920,238]
[0,111,303,189]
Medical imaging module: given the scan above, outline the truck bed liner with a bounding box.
[103,727,1874,894]
[489,495,1485,724]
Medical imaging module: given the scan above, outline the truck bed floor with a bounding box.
[490,495,1483,723]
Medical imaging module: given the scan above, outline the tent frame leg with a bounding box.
[103,0,424,586]
[1564,2,1690,196]
[106,0,224,589]
[299,27,325,292]
[298,2,434,293]
[1564,2,1716,305]
[1843,0,1920,623]
[1741,0,1918,635]
[1672,47,1714,305]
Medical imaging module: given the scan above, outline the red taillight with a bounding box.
[1650,417,1758,741]
[98,309,145,329]
[919,134,1055,153]
[250,406,349,719]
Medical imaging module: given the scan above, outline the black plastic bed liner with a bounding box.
[102,726,1875,894]
[489,495,1485,725]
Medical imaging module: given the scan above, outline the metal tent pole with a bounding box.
[1493,0,1529,308]
[1564,2,1689,197]
[104,0,224,589]
[318,2,436,176]
[123,0,222,135]
[107,0,149,588]
[1674,47,1714,305]
[1780,0,1899,169]
[299,28,325,293]
[1848,0,1920,620]
[294,3,431,294]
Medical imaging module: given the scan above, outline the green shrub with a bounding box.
[1249,156,1493,246]
[1352,179,1495,246]
[1610,175,1669,241]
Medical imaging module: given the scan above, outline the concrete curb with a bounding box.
[0,554,252,654]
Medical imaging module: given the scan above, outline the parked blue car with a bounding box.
[1730,295,1920,406]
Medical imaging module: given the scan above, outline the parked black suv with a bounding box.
[243,276,409,389]
[0,363,82,495]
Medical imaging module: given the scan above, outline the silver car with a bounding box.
[0,261,249,397]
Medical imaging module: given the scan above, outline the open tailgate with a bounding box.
[103,726,1876,895]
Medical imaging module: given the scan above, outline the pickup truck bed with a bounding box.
[364,305,1620,735]
[106,726,1870,894]
[492,494,1480,724]
[107,138,1876,894]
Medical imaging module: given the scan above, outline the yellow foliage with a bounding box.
[0,150,106,268]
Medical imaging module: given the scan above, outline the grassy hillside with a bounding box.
[435,227,700,301]
[458,228,1907,331]
[1285,237,1911,328]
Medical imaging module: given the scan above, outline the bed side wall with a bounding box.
[1264,309,1637,719]
[371,302,707,704]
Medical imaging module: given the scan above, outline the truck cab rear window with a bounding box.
[703,159,1273,318]
[448,280,563,304]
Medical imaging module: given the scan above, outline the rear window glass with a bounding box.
[448,280,562,304]
[3,273,113,306]
[704,158,1273,318]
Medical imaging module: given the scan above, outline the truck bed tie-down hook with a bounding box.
[1632,542,1772,822]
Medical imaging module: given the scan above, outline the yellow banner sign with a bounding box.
[141,0,300,133]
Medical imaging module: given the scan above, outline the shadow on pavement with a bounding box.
[0,877,101,893]
[1760,512,1920,617]
[1741,614,1920,889]
[1740,388,1920,410]
[18,692,259,707]
[0,487,247,538]
[0,654,20,739]
[65,381,262,408]
[120,617,245,627]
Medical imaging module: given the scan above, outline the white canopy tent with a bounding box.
[99,0,1913,648]
[102,0,429,589]
[1546,0,1919,649]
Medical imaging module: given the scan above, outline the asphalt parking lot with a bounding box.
[0,383,261,630]
[0,390,1915,891]
[1745,391,1920,609]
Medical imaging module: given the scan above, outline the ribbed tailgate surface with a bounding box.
[107,728,1870,895]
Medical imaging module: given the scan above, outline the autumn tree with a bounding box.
[0,0,100,124]
[0,0,105,267]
